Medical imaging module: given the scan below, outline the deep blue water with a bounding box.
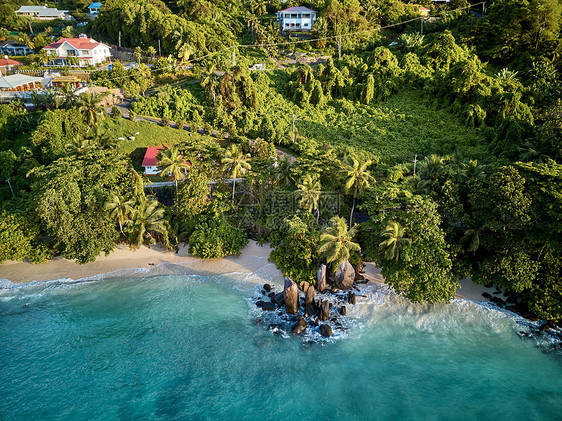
[1,271,561,420]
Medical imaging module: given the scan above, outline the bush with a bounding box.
[188,219,248,259]
[111,106,121,119]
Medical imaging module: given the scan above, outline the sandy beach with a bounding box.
[0,241,497,302]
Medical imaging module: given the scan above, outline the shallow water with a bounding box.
[1,272,561,420]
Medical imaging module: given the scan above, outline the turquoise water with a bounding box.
[1,270,561,420]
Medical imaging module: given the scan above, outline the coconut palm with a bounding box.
[18,33,34,54]
[201,64,219,105]
[379,221,411,262]
[419,154,447,180]
[459,159,487,182]
[146,46,157,61]
[272,155,294,188]
[461,218,487,254]
[342,156,375,228]
[157,146,189,194]
[222,144,251,204]
[318,216,361,267]
[77,92,106,128]
[105,193,135,235]
[177,43,193,66]
[297,173,321,221]
[124,199,168,249]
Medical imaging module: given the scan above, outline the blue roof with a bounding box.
[89,2,102,8]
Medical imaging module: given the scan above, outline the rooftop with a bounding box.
[43,37,106,51]
[15,6,69,17]
[142,146,164,167]
[277,6,316,13]
[89,2,102,8]
[0,74,43,89]
[0,58,22,67]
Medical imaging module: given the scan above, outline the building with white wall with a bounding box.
[276,6,317,31]
[42,35,111,67]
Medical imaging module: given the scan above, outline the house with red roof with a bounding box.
[142,146,191,176]
[276,6,317,31]
[0,58,22,75]
[142,146,164,175]
[42,34,111,67]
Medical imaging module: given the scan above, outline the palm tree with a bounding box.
[272,156,294,188]
[77,92,106,128]
[459,159,487,182]
[419,154,447,180]
[125,200,168,249]
[318,216,361,267]
[461,218,487,254]
[157,146,189,194]
[177,43,193,66]
[379,221,411,262]
[146,46,157,61]
[18,33,34,54]
[343,156,375,228]
[105,193,135,235]
[201,64,219,105]
[297,173,321,221]
[222,144,251,204]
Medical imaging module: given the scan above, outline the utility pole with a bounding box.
[158,39,161,56]
[232,45,236,67]
[118,31,121,48]
[5,178,14,198]
[292,114,296,143]
[413,154,418,176]
[337,36,342,58]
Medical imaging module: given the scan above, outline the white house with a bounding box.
[88,2,102,16]
[276,6,317,31]
[0,41,34,56]
[42,35,111,67]
[15,6,72,20]
[142,146,164,175]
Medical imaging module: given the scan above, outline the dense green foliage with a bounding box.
[1,0,561,321]
[188,219,248,259]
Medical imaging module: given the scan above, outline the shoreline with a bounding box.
[0,241,501,303]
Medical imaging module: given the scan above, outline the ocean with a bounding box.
[1,268,561,420]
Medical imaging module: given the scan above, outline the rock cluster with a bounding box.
[253,260,365,339]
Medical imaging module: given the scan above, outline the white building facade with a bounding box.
[15,6,71,20]
[276,6,317,31]
[43,35,111,67]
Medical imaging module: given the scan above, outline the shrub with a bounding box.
[188,219,248,259]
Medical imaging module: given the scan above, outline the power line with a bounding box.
[86,2,485,85]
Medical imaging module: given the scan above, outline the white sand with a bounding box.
[0,241,282,285]
[0,242,498,303]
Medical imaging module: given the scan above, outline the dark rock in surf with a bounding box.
[272,292,285,307]
[268,292,275,298]
[262,302,276,311]
[317,264,327,292]
[291,318,307,335]
[284,278,299,315]
[482,292,492,299]
[256,300,264,308]
[319,324,332,337]
[339,306,347,316]
[319,300,330,321]
[348,293,356,305]
[263,284,272,292]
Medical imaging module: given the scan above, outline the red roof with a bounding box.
[419,6,430,11]
[142,146,164,167]
[43,37,104,51]
[0,58,21,67]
